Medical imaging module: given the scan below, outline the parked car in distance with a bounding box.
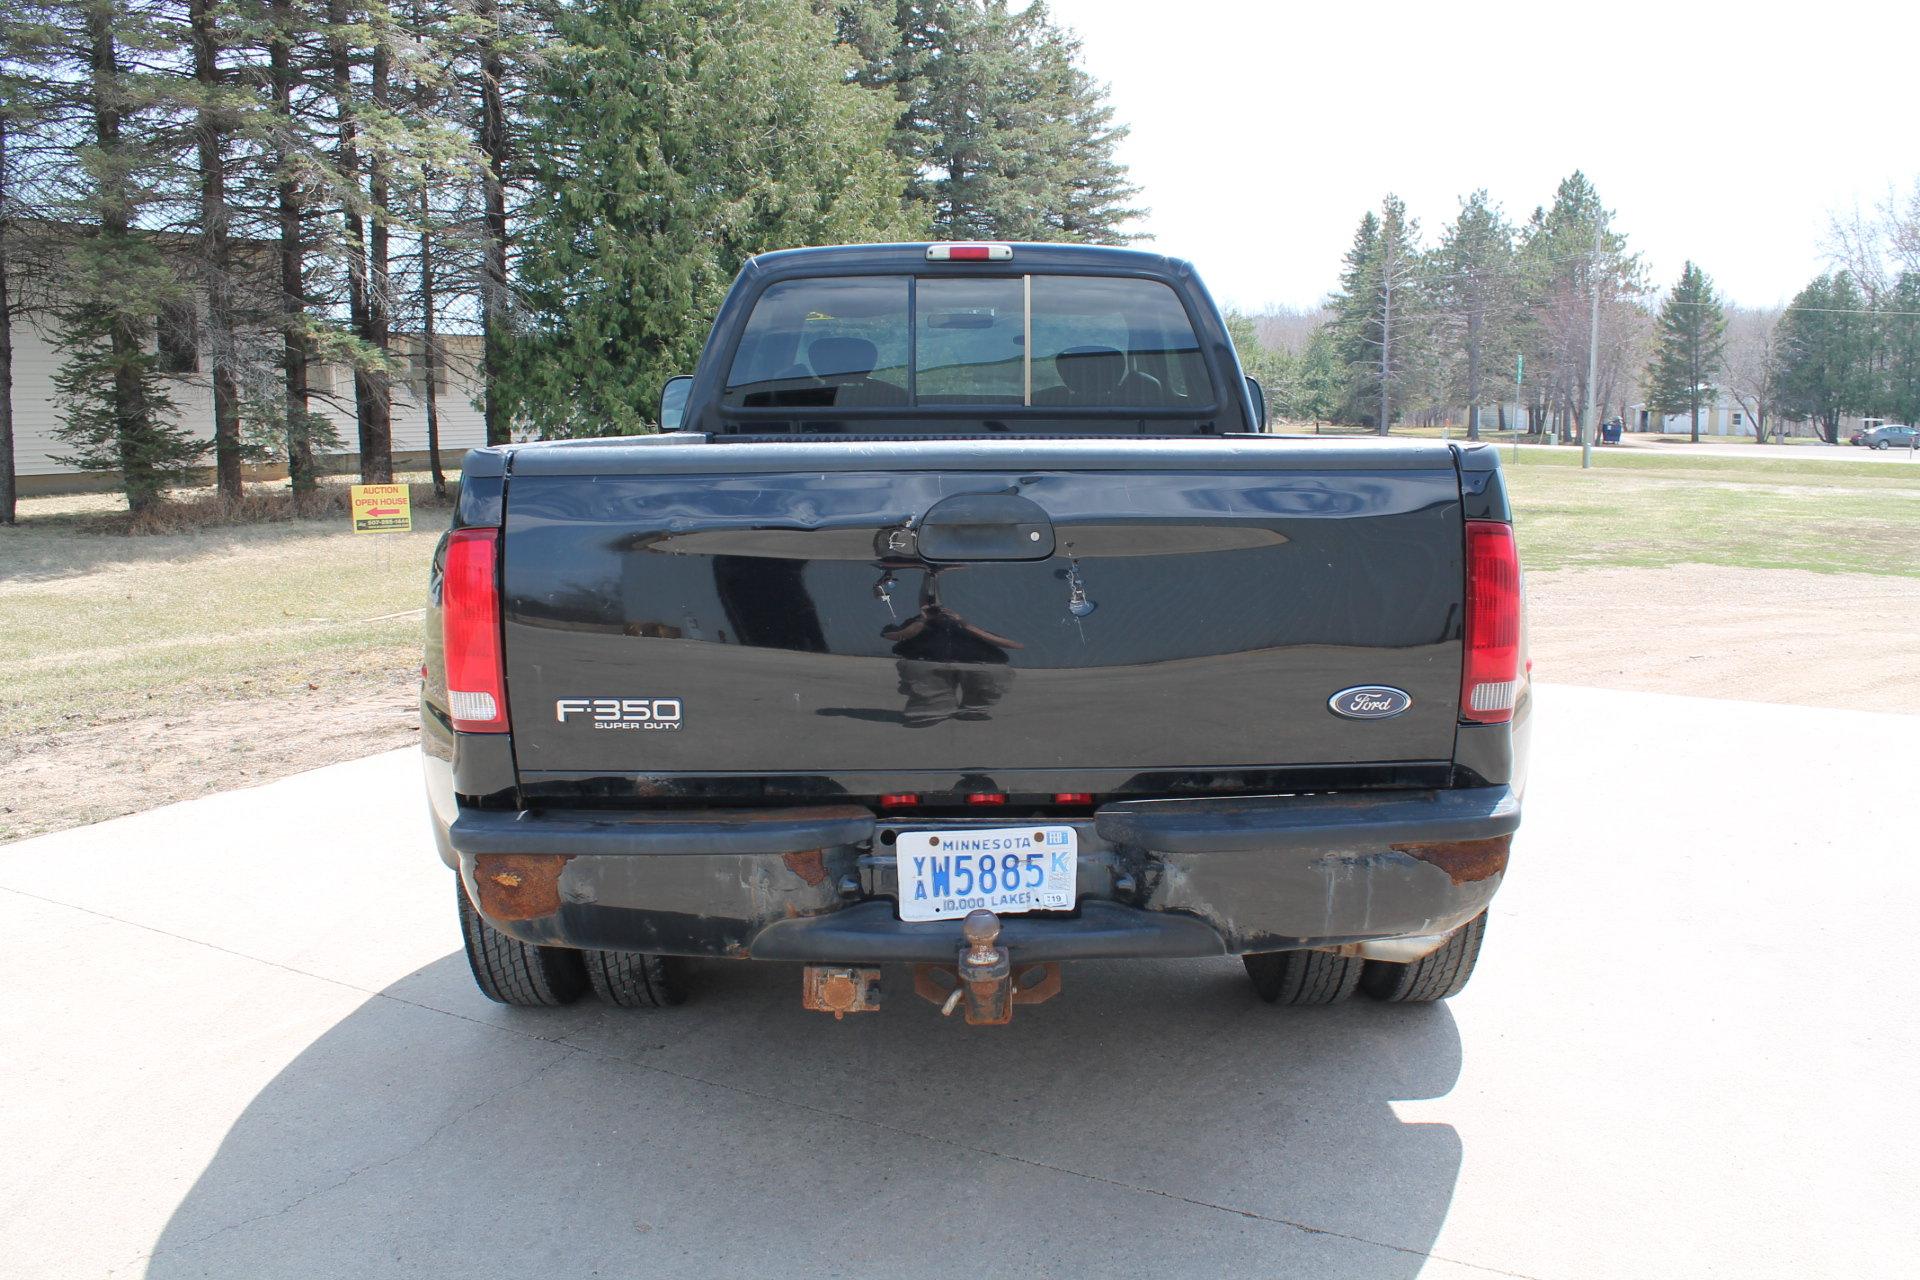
[1852,423,1917,448]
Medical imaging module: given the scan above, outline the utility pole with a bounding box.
[1582,219,1601,471]
[1513,352,1523,465]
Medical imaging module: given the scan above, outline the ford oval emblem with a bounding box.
[1329,686,1413,720]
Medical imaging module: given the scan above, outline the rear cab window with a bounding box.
[722,273,1215,430]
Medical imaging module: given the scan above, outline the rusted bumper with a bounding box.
[447,787,1518,959]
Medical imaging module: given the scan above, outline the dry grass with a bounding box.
[1525,564,1920,713]
[121,485,354,534]
[1,476,452,840]
[29,476,455,536]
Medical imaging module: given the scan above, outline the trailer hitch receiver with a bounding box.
[912,909,1062,1025]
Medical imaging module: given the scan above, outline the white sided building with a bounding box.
[1628,396,1759,437]
[7,304,490,495]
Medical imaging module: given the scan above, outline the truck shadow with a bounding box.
[145,952,1464,1278]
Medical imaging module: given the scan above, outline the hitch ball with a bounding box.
[962,908,1003,960]
[956,909,1014,1026]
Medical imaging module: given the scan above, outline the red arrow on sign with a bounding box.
[364,506,402,516]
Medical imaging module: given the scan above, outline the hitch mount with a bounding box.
[912,909,1062,1025]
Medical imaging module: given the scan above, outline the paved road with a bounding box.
[1495,439,1916,464]
[2,685,1915,1279]
[1294,432,1920,464]
[1584,438,1918,464]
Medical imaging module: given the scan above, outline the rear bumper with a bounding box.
[447,787,1518,961]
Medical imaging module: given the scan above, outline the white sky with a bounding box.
[1044,0,1920,312]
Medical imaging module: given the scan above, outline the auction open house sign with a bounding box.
[350,484,412,534]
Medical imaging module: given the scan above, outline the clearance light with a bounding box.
[966,793,1008,806]
[1053,793,1094,806]
[879,794,920,808]
[926,243,1013,262]
[1461,520,1522,724]
[443,527,509,733]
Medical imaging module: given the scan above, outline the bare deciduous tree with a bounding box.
[1724,307,1786,444]
[1828,179,1920,301]
[1253,307,1330,354]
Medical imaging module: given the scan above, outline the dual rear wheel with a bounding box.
[459,876,1486,1012]
[456,878,685,1009]
[1242,913,1487,1006]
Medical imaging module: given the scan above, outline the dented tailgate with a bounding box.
[495,439,1465,794]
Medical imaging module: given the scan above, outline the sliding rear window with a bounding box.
[723,274,1212,411]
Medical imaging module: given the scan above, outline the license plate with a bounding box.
[895,826,1078,923]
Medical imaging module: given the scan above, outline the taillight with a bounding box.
[443,527,508,732]
[1461,520,1521,724]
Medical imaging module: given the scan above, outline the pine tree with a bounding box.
[1224,310,1294,422]
[3,4,80,524]
[1291,325,1345,425]
[1328,196,1423,432]
[1645,262,1728,443]
[1776,273,1871,443]
[1329,210,1377,426]
[462,0,542,447]
[182,0,260,501]
[1430,191,1517,441]
[314,1,470,482]
[503,0,916,436]
[0,85,32,525]
[50,301,203,507]
[389,0,476,498]
[1516,172,1642,441]
[323,0,389,482]
[25,1,206,512]
[842,0,1139,243]
[1875,272,1920,427]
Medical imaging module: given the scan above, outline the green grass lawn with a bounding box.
[1502,444,1914,484]
[1502,447,1920,576]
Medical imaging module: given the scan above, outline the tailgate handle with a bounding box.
[916,493,1055,561]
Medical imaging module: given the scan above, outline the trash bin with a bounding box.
[1602,421,1622,445]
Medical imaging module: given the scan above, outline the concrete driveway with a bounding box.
[2,684,1914,1279]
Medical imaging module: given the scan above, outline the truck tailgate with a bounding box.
[499,439,1464,790]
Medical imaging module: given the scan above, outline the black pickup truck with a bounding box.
[422,242,1529,1024]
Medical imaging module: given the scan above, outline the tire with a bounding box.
[1243,949,1363,1005]
[583,948,688,1009]
[1360,912,1488,1003]
[1874,440,1889,450]
[456,877,588,1007]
